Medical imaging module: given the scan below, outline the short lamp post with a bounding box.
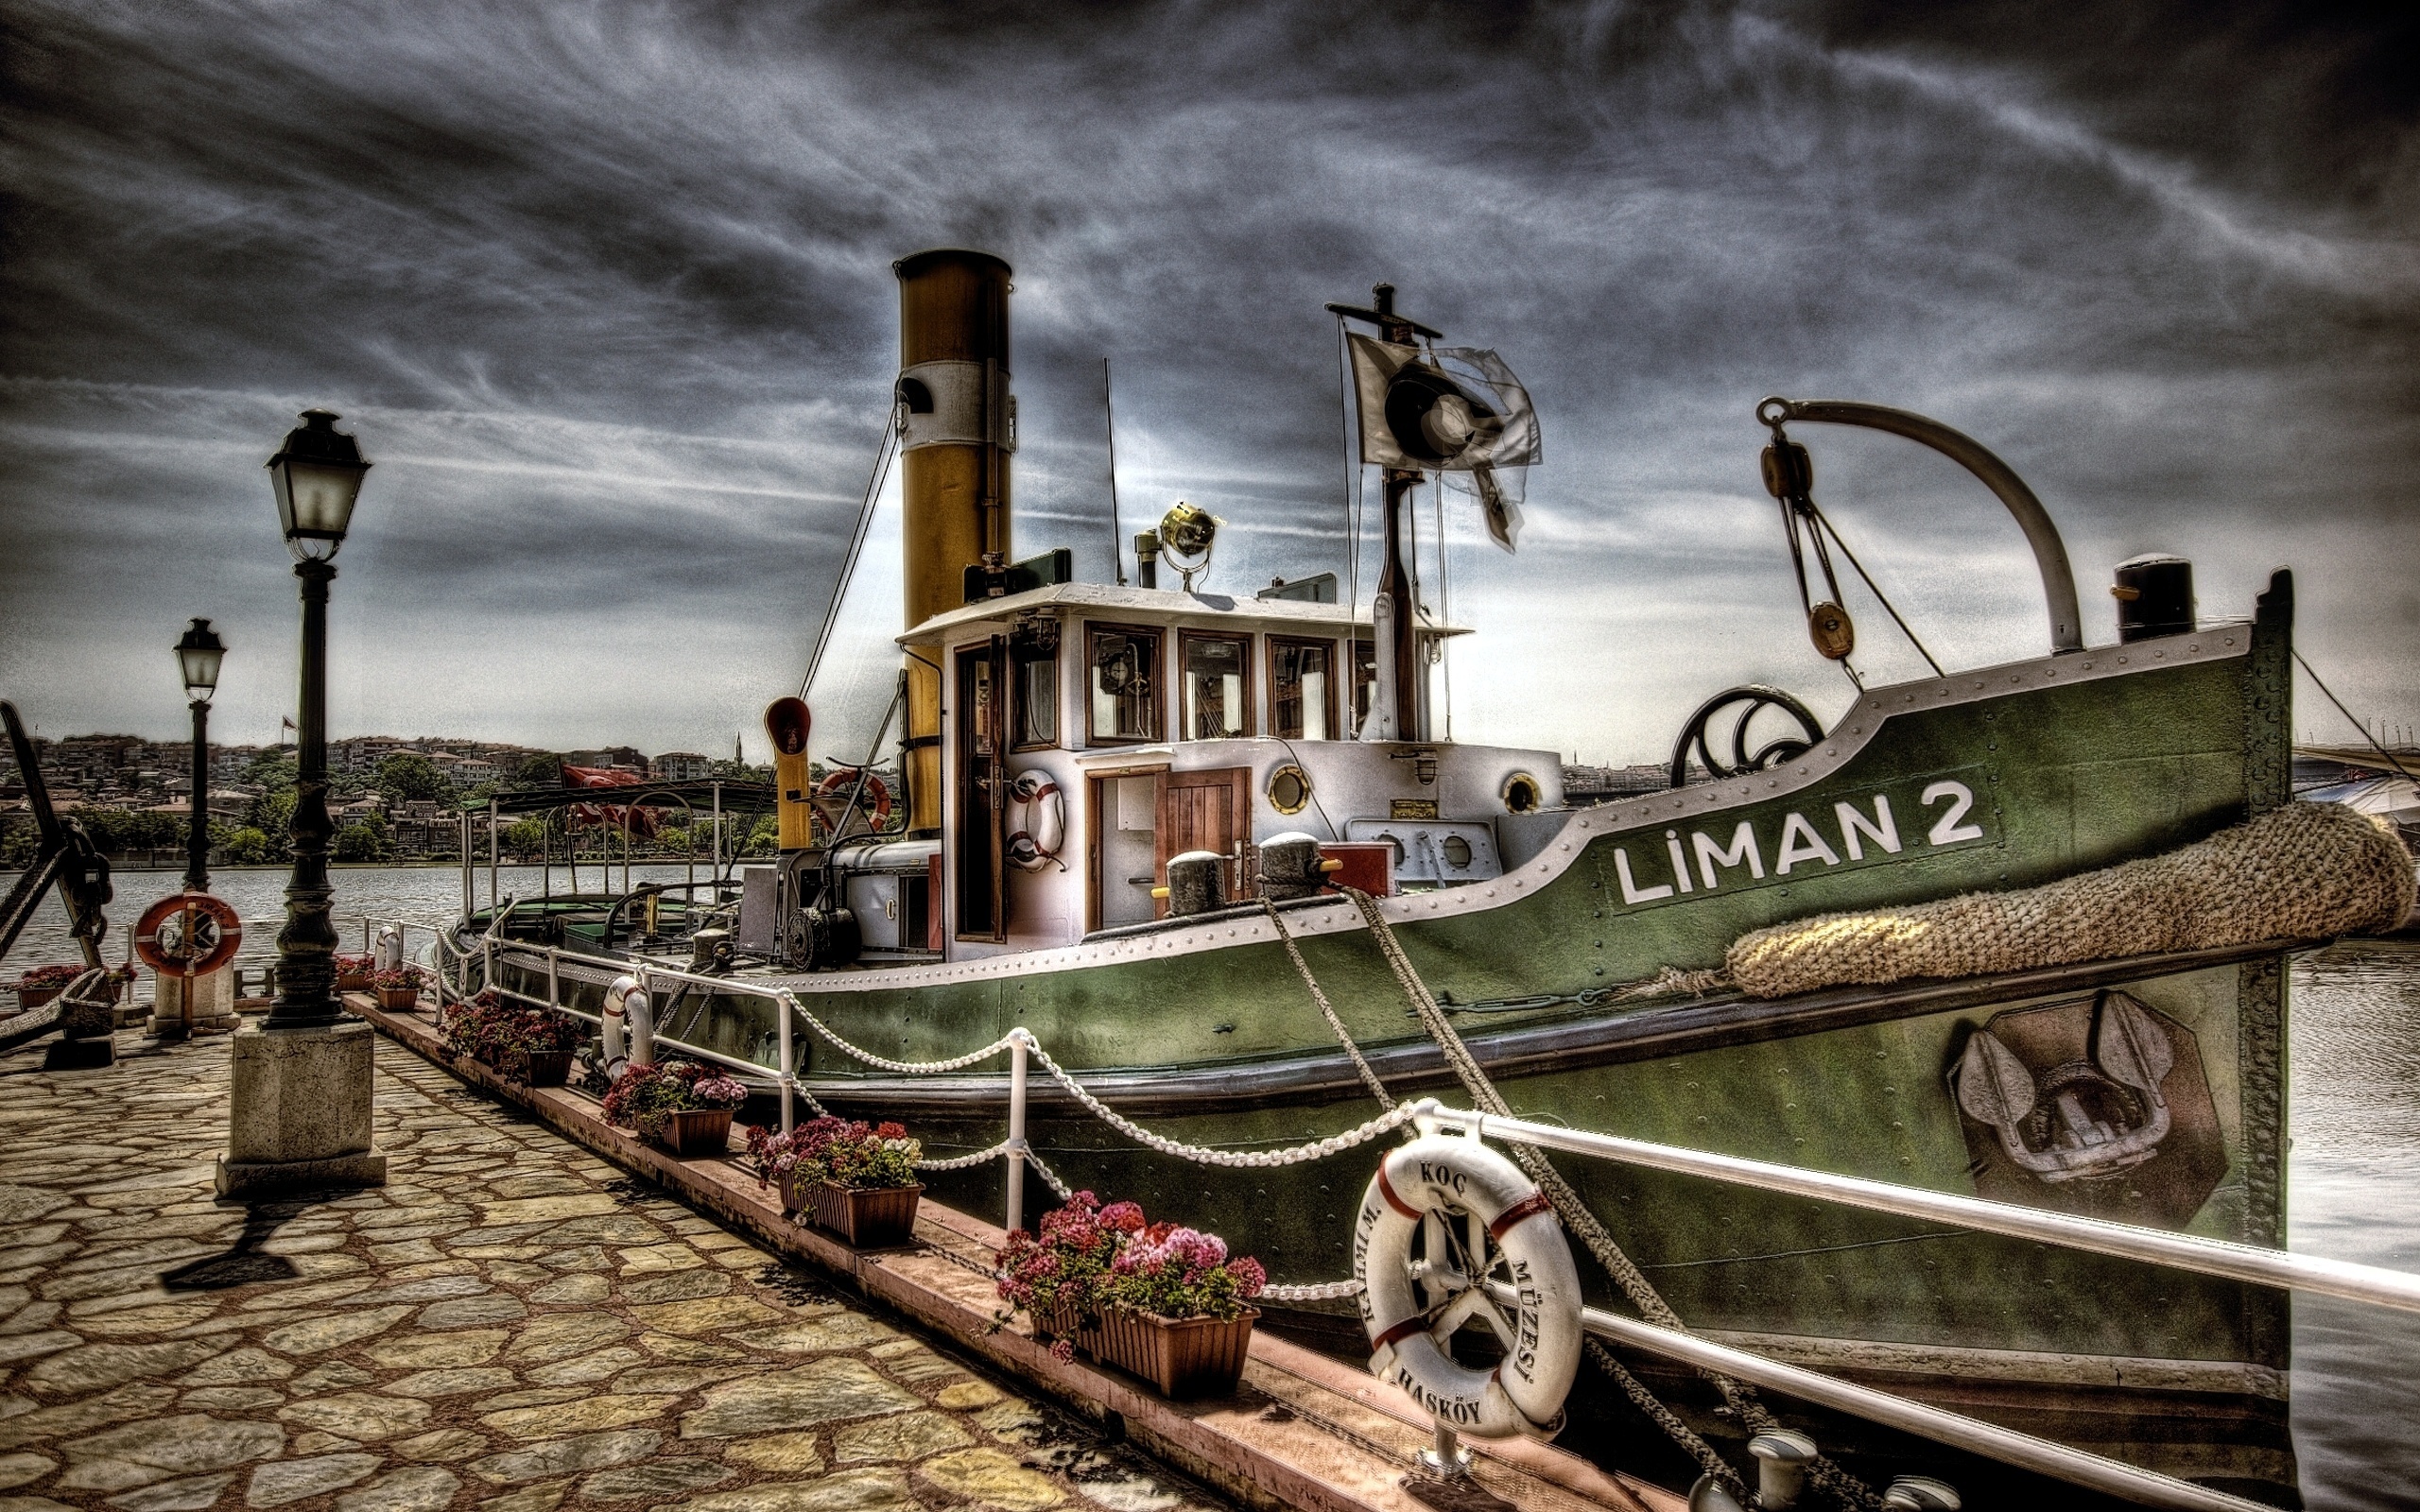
[266,410,369,1032]
[175,618,225,893]
[217,408,385,1197]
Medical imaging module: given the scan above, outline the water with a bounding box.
[7,867,2418,1505]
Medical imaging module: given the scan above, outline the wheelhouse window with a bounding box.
[1180,632,1253,740]
[1270,637,1335,741]
[1011,624,1059,750]
[1086,625,1162,745]
[1352,636,1378,734]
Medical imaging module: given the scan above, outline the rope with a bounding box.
[800,403,902,700]
[1261,900,1393,1107]
[1023,1037,1422,1168]
[1333,886,1878,1508]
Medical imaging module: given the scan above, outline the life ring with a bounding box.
[133,891,243,979]
[812,768,892,838]
[1353,1133,1582,1440]
[1006,773,1065,872]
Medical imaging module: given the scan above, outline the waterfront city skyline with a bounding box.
[2,3,2414,766]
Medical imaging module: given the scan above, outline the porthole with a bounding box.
[1441,834,1474,869]
[1501,771,1542,814]
[1267,764,1312,816]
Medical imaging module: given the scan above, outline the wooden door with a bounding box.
[953,639,1009,940]
[1153,766,1251,916]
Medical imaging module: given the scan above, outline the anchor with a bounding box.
[1,699,119,1057]
[1954,990,2175,1184]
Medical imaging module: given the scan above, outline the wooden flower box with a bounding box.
[18,986,62,1010]
[781,1173,922,1246]
[654,1108,735,1157]
[503,1048,573,1088]
[1035,1303,1257,1400]
[375,986,420,1009]
[337,970,372,991]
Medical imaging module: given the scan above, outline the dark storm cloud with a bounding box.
[2,0,2413,759]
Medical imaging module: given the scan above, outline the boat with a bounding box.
[440,249,2417,1506]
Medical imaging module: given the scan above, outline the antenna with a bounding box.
[1104,358,1128,585]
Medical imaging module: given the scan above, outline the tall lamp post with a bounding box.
[266,409,368,1031]
[216,408,386,1198]
[175,618,225,893]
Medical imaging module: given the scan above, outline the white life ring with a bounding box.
[1006,773,1065,872]
[1353,1133,1582,1440]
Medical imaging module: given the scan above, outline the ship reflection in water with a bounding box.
[5,866,2418,1503]
[2285,936,2420,1511]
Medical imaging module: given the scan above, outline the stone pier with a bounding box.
[0,1029,1232,1512]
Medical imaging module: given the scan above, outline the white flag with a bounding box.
[1346,335,1540,552]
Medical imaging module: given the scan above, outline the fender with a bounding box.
[1353,1133,1582,1440]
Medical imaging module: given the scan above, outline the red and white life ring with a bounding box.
[133,891,243,979]
[1006,773,1065,872]
[1354,1133,1582,1440]
[812,768,892,838]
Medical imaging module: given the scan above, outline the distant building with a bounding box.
[1562,763,1674,803]
[651,751,711,782]
[567,747,648,773]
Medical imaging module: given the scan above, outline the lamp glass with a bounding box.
[175,617,226,701]
[178,643,225,699]
[272,456,366,554]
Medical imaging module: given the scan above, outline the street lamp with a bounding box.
[174,618,225,893]
[264,409,369,1031]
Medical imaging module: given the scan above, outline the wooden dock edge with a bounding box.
[345,993,1678,1512]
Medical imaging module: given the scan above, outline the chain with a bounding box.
[1261,900,1393,1107]
[1260,1278,1367,1302]
[1023,1145,1075,1201]
[1024,1038,1421,1168]
[1334,886,1878,1509]
[778,992,1022,1074]
[914,1142,1013,1173]
[1584,1338,1747,1500]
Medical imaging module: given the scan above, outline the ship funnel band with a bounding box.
[898,359,1015,454]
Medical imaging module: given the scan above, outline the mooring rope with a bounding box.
[1261,898,1394,1108]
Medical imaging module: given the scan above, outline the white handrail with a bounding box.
[1428,1103,2420,1316]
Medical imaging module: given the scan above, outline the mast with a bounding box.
[893,249,1013,835]
[1326,282,1442,742]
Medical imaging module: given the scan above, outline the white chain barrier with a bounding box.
[1021,1036,1424,1168]
[1260,1278,1367,1302]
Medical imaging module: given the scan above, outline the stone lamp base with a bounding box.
[216,1020,388,1198]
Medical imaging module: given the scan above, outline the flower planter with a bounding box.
[504,1048,573,1088]
[337,971,372,991]
[375,986,420,1009]
[18,987,61,1010]
[1033,1303,1257,1400]
[782,1172,922,1246]
[654,1108,735,1157]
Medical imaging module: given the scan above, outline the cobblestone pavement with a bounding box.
[0,1029,1232,1512]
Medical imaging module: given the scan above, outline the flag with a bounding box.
[563,765,663,837]
[1346,336,1540,551]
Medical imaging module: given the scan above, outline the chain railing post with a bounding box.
[545,946,561,1012]
[777,993,796,1134]
[1005,1029,1030,1235]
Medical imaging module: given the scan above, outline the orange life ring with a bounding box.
[134,891,243,978]
[812,768,893,836]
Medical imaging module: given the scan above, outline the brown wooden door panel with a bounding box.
[1153,766,1251,914]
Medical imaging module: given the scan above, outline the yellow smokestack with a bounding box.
[893,249,1012,834]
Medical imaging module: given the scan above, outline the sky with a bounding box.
[2,0,2414,768]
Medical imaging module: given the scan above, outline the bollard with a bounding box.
[1686,1476,1747,1512]
[1005,1030,1030,1234]
[1750,1430,1818,1510]
[1881,1478,1961,1511]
